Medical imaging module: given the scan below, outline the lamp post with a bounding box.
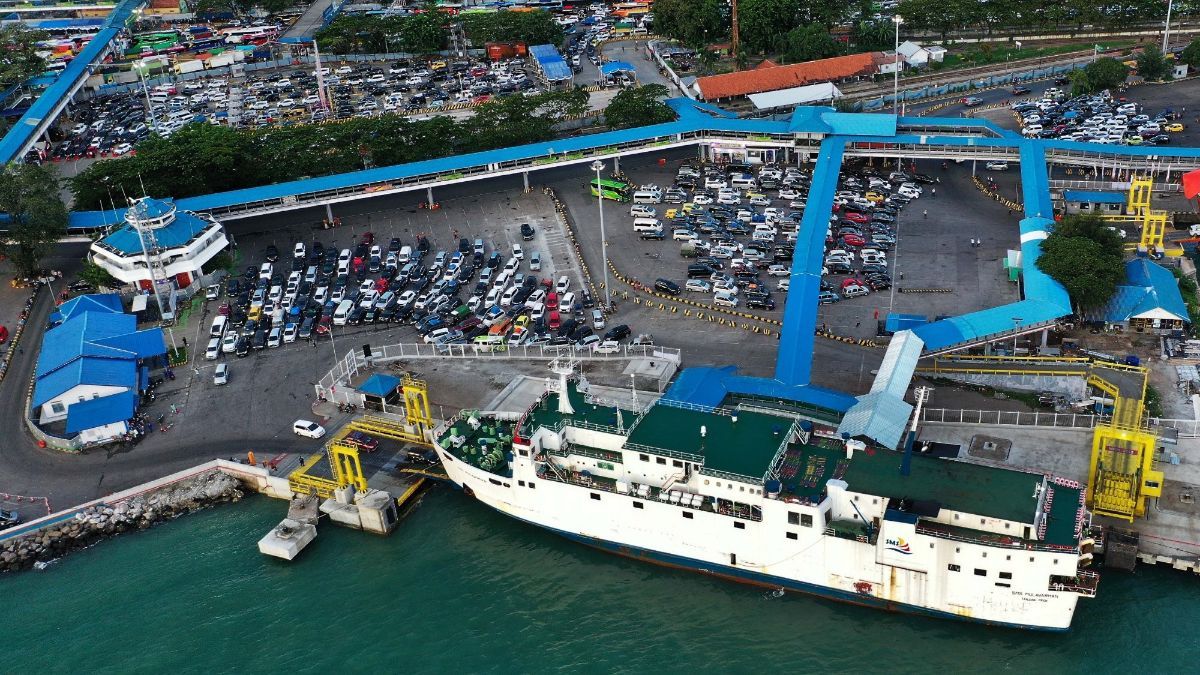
[591,160,611,310]
[892,15,903,117]
[1163,0,1175,54]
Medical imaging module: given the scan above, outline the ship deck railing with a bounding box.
[916,521,1079,554]
[547,441,624,464]
[1048,569,1099,596]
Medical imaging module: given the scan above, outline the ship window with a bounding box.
[789,512,800,525]
[640,454,649,462]
[974,569,986,577]
[503,483,510,488]
[786,532,798,540]
[1006,555,1011,561]
[489,478,502,486]
[872,498,878,505]
[591,493,601,501]
[656,457,666,465]
[1030,557,1035,563]
[518,449,528,456]
[633,501,644,509]
[739,486,745,492]
[981,519,986,525]
[1004,523,1010,529]
[734,521,745,529]
[954,514,960,520]
[999,572,1012,580]
[981,552,987,558]
[529,483,535,489]
[948,564,960,572]
[995,582,1011,588]
[518,480,526,487]
[682,511,693,519]
[801,514,813,527]
[673,460,683,468]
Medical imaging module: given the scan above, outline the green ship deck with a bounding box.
[624,404,792,482]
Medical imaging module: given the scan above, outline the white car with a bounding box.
[692,194,714,205]
[512,243,524,260]
[555,275,571,293]
[283,323,298,343]
[221,332,238,354]
[593,340,621,354]
[685,279,712,293]
[985,160,1010,171]
[777,278,790,292]
[293,419,327,439]
[293,242,306,259]
[112,143,133,156]
[205,337,221,360]
[767,264,790,277]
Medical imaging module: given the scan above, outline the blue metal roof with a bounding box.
[529,44,571,81]
[101,202,214,254]
[1091,259,1189,323]
[837,392,913,450]
[65,390,137,434]
[36,311,136,378]
[92,328,166,360]
[34,356,138,407]
[51,293,124,324]
[821,111,896,137]
[0,0,146,164]
[600,61,635,76]
[885,313,927,332]
[128,197,174,220]
[660,366,856,413]
[1062,189,1126,204]
[661,366,738,408]
[358,372,401,397]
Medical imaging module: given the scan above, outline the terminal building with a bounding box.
[88,196,228,293]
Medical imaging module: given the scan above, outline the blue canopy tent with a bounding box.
[600,61,637,83]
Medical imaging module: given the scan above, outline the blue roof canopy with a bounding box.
[66,391,137,434]
[529,44,572,81]
[1062,190,1126,204]
[600,61,636,76]
[358,373,401,397]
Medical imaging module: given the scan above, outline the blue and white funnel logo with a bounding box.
[885,537,912,555]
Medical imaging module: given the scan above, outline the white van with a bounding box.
[633,217,662,233]
[730,174,757,189]
[630,204,657,218]
[632,190,662,204]
[210,315,228,338]
[332,299,354,325]
[397,245,412,264]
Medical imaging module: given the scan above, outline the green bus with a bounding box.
[589,178,632,202]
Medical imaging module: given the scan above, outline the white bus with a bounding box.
[220,26,280,44]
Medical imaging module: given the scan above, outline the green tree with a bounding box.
[1071,57,1129,94]
[191,0,297,16]
[461,10,563,46]
[78,259,120,290]
[1035,214,1125,310]
[738,0,799,54]
[1181,39,1200,69]
[0,164,68,276]
[1136,45,1170,81]
[650,0,725,48]
[603,84,675,129]
[777,23,842,64]
[852,20,894,51]
[0,26,46,90]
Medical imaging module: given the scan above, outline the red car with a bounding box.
[218,302,231,316]
[840,233,866,247]
[361,232,375,245]
[842,211,870,223]
[546,292,559,310]
[375,278,389,292]
[841,277,865,290]
[548,311,562,330]
[344,431,380,452]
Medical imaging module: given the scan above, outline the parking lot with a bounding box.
[551,151,1020,346]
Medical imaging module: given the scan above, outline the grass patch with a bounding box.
[926,41,1136,74]
[1145,384,1164,418]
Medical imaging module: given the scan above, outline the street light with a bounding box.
[892,15,903,117]
[591,159,611,311]
[1164,0,1175,54]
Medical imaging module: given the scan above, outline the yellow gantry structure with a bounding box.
[917,355,1162,521]
[1085,368,1162,522]
[1104,175,1171,254]
[288,375,435,497]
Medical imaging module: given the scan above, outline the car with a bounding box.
[205,337,221,360]
[593,339,621,354]
[654,278,681,295]
[520,223,535,240]
[1166,122,1185,132]
[555,275,570,293]
[1012,86,1031,95]
[529,251,542,271]
[818,291,841,304]
[267,326,283,348]
[767,264,790,277]
[344,431,380,452]
[575,334,601,351]
[221,332,238,354]
[212,363,229,385]
[985,160,1010,171]
[283,323,298,343]
[293,419,327,439]
[604,324,632,341]
[962,96,983,107]
[234,336,251,357]
[685,279,712,293]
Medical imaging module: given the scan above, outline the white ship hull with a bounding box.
[439,447,1084,631]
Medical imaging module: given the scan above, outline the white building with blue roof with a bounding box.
[1086,259,1190,333]
[33,293,165,443]
[88,197,228,292]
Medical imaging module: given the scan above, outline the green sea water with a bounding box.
[6,490,1200,674]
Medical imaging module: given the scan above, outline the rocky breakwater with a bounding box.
[0,470,245,573]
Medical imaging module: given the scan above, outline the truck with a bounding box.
[205,49,245,69]
[680,242,697,258]
[174,58,205,75]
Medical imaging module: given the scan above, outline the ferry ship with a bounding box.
[434,373,1098,631]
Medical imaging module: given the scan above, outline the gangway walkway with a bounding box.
[0,0,146,164]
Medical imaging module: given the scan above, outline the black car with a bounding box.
[252,329,268,350]
[580,289,594,308]
[264,245,280,262]
[520,223,535,241]
[688,264,716,278]
[234,336,251,357]
[746,296,776,310]
[604,324,631,341]
[1012,85,1031,95]
[225,278,241,297]
[640,229,665,240]
[861,263,890,275]
[654,278,681,295]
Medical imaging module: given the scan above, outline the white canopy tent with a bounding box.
[747,82,841,110]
